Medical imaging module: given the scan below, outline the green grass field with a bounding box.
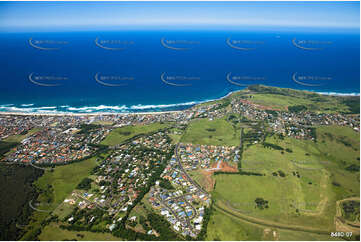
[3,128,41,143]
[207,208,340,241]
[230,85,358,114]
[21,153,106,240]
[101,123,171,146]
[1,128,41,157]
[181,118,240,146]
[249,94,314,111]
[206,208,262,241]
[211,125,360,236]
[314,126,360,200]
[168,128,184,144]
[39,222,121,241]
[247,94,351,113]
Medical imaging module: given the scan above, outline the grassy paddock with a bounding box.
[21,153,105,240]
[101,123,171,146]
[39,222,121,241]
[181,118,240,146]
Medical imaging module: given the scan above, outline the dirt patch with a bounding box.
[200,169,215,192]
[210,161,218,169]
[262,228,279,240]
[220,161,238,173]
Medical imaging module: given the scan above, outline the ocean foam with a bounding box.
[0,90,359,114]
[316,91,360,96]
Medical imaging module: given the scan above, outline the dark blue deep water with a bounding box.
[0,30,359,113]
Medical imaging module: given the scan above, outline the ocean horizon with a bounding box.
[0,29,359,114]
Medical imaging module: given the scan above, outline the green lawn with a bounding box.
[39,222,121,241]
[181,118,240,146]
[206,209,262,241]
[21,153,106,240]
[101,122,171,146]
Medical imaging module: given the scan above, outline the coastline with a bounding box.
[0,89,238,116]
[0,110,183,117]
[0,88,358,117]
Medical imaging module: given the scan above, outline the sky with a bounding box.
[0,1,359,32]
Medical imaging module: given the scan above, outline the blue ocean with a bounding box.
[0,30,359,114]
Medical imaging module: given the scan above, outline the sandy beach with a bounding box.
[0,88,358,117]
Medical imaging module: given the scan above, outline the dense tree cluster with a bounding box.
[255,198,269,209]
[0,164,44,240]
[288,105,308,113]
[76,178,93,190]
[158,178,175,190]
[263,142,284,151]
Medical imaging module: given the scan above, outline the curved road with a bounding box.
[175,143,208,196]
[156,193,195,233]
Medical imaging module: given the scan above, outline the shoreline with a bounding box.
[0,88,358,117]
[0,89,238,116]
[0,110,183,117]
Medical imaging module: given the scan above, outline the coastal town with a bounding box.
[0,86,360,240]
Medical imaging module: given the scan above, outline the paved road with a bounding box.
[155,193,195,232]
[156,194,180,220]
[73,193,112,213]
[175,143,209,196]
[164,192,196,201]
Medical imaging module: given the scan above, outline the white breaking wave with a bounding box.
[36,106,57,110]
[0,106,35,112]
[0,89,359,114]
[0,101,199,114]
[130,101,198,110]
[67,105,128,111]
[316,92,360,96]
